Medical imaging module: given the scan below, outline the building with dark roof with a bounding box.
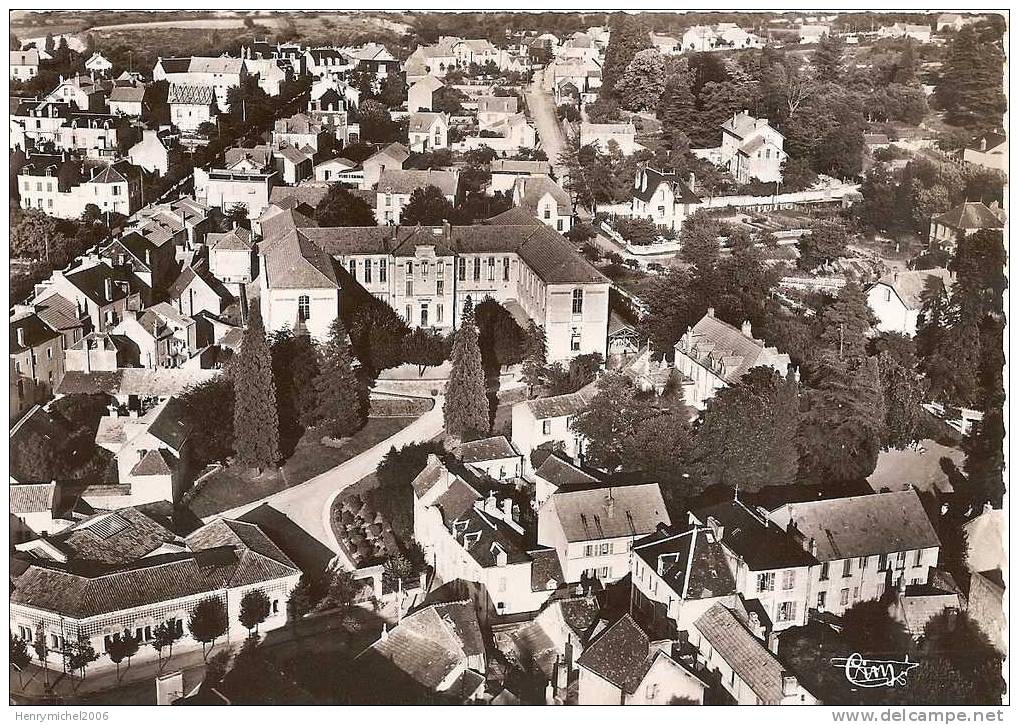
[256,212,611,361]
[690,499,816,631]
[630,523,738,639]
[412,455,562,617]
[674,309,791,409]
[511,176,573,233]
[929,200,1005,254]
[511,381,599,466]
[867,269,951,337]
[11,507,300,671]
[631,167,703,233]
[10,312,64,422]
[454,435,522,481]
[577,614,706,705]
[962,131,1006,172]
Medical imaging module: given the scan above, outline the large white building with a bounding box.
[11,505,301,672]
[674,310,791,409]
[631,167,703,234]
[153,56,247,112]
[694,111,787,184]
[257,211,611,361]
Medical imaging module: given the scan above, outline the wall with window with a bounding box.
[810,547,938,617]
[731,561,811,631]
[543,282,610,362]
[260,286,339,342]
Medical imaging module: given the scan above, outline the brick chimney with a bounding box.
[741,320,752,337]
[16,327,25,347]
[104,277,114,300]
[706,307,714,317]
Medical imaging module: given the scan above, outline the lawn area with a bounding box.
[187,416,417,517]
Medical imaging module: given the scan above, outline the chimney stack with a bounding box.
[501,497,513,522]
[16,327,25,347]
[706,307,714,317]
[741,320,752,337]
[104,277,114,300]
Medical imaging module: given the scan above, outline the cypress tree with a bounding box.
[443,300,490,439]
[232,301,280,471]
[313,317,366,438]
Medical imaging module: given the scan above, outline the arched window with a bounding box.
[298,295,310,322]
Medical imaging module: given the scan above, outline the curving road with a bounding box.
[206,399,445,567]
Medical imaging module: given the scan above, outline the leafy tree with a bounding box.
[324,569,360,611]
[657,59,698,142]
[614,48,666,112]
[357,99,402,143]
[443,300,490,439]
[432,85,467,114]
[545,353,602,396]
[10,633,31,688]
[11,209,68,263]
[189,597,229,660]
[962,406,1005,508]
[106,633,137,681]
[690,368,800,492]
[811,34,845,83]
[382,552,415,592]
[558,137,595,211]
[475,297,528,371]
[840,599,911,656]
[400,185,459,225]
[232,302,280,471]
[377,73,406,109]
[375,441,447,538]
[313,317,367,438]
[565,221,597,244]
[239,589,272,634]
[64,634,100,679]
[347,302,409,374]
[315,185,376,226]
[797,218,849,270]
[401,327,448,375]
[601,12,650,101]
[877,346,930,450]
[180,378,234,465]
[780,156,819,192]
[638,268,696,355]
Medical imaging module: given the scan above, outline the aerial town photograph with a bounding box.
[7,7,1007,712]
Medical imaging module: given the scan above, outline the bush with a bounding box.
[612,216,665,245]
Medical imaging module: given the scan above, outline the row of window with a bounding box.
[759,550,927,593]
[403,301,443,327]
[582,542,614,557]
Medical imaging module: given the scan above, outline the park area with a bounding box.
[187,416,417,518]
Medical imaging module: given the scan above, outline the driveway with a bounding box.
[207,400,445,565]
[526,69,568,178]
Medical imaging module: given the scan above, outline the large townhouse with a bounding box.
[537,482,670,585]
[35,258,143,333]
[167,83,218,133]
[674,310,791,410]
[412,455,562,617]
[866,270,948,337]
[580,122,643,155]
[928,200,1005,254]
[52,113,140,160]
[273,112,331,154]
[11,506,300,672]
[693,111,786,184]
[193,164,277,218]
[45,75,106,112]
[690,500,817,631]
[153,56,247,112]
[361,142,410,190]
[10,312,65,422]
[767,490,941,617]
[10,99,73,150]
[11,48,41,81]
[962,132,1007,172]
[510,176,572,234]
[17,156,145,220]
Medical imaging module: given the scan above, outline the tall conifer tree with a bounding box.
[232,301,280,470]
[443,300,490,439]
[313,318,367,438]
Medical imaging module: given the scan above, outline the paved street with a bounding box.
[526,69,568,179]
[207,399,445,564]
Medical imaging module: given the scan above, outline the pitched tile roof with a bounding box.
[109,85,147,103]
[378,168,458,197]
[10,482,58,515]
[513,176,571,215]
[490,159,552,175]
[455,435,518,464]
[129,448,178,476]
[187,56,244,75]
[56,367,221,397]
[408,112,446,134]
[534,452,602,490]
[633,524,736,600]
[529,547,564,591]
[168,83,215,106]
[696,604,791,703]
[262,229,340,289]
[872,270,946,310]
[11,313,60,353]
[676,312,790,384]
[692,499,817,570]
[576,614,658,693]
[523,381,598,419]
[548,483,670,543]
[34,294,82,332]
[932,201,1005,230]
[207,226,254,251]
[477,96,518,114]
[47,506,182,566]
[769,490,941,562]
